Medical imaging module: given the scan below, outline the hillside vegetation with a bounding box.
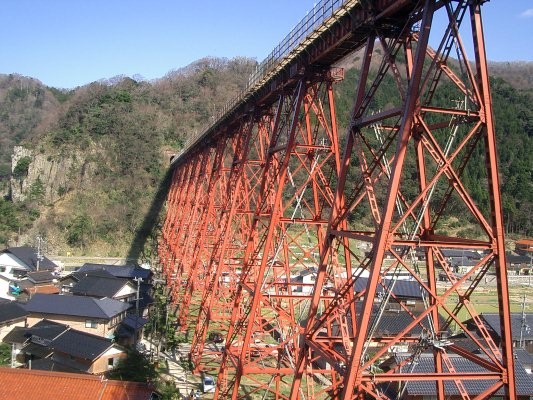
[0,56,531,258]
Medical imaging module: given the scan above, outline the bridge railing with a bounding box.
[174,0,350,162]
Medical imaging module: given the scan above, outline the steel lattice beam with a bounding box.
[158,1,515,399]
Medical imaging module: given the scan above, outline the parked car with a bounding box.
[202,375,215,393]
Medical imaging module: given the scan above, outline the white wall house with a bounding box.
[0,247,59,300]
[0,275,16,300]
[0,252,31,280]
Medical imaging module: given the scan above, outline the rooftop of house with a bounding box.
[0,300,29,325]
[441,249,482,260]
[24,293,132,319]
[475,313,533,341]
[3,319,69,345]
[506,252,532,265]
[2,246,58,271]
[71,274,133,298]
[26,270,57,284]
[51,328,118,361]
[77,263,151,280]
[0,368,158,400]
[354,277,424,300]
[384,352,533,397]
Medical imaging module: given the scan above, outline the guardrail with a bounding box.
[174,0,351,162]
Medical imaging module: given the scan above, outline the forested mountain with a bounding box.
[0,56,531,257]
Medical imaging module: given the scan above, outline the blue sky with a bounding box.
[1,0,532,89]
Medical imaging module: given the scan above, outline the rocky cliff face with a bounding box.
[10,145,94,204]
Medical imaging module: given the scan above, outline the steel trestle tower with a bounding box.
[159,0,516,398]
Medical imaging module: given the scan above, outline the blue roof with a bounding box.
[24,293,131,319]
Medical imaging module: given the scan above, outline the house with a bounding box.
[515,348,533,374]
[0,274,18,300]
[3,319,69,365]
[0,299,28,341]
[17,270,60,299]
[0,368,159,400]
[66,264,153,317]
[506,253,532,275]
[76,263,151,281]
[515,239,533,256]
[0,246,59,278]
[24,293,131,339]
[291,267,317,294]
[380,352,533,399]
[59,269,117,293]
[441,249,482,261]
[0,247,60,300]
[354,277,425,312]
[70,272,137,303]
[40,327,127,374]
[3,319,127,374]
[449,257,479,274]
[465,312,533,353]
[114,314,149,347]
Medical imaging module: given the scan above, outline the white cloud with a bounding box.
[519,8,533,18]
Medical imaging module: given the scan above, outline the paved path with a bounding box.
[141,339,204,398]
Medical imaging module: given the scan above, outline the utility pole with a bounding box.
[133,277,143,344]
[11,343,15,368]
[36,236,44,271]
[520,294,530,348]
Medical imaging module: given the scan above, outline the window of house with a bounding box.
[107,358,116,369]
[85,319,97,328]
[0,266,6,273]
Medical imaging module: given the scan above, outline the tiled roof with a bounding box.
[23,342,54,358]
[3,246,58,271]
[30,357,82,374]
[122,315,149,330]
[51,329,116,361]
[24,284,61,295]
[2,326,29,344]
[515,348,533,367]
[71,269,116,280]
[25,293,131,319]
[78,263,151,280]
[27,270,56,284]
[354,277,424,299]
[478,313,533,341]
[390,352,533,396]
[6,320,70,347]
[506,252,531,264]
[441,249,482,259]
[0,368,156,400]
[326,304,447,338]
[71,275,131,298]
[0,300,28,324]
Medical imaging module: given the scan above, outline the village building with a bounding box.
[24,293,131,339]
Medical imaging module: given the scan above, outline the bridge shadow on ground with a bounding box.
[126,165,174,263]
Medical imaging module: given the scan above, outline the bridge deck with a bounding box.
[172,0,416,166]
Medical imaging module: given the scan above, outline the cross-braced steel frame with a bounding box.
[158,1,515,399]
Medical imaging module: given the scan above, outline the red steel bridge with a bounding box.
[158,0,516,398]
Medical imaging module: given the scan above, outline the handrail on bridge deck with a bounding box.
[172,0,358,165]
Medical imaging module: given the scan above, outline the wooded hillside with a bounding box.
[0,56,530,257]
